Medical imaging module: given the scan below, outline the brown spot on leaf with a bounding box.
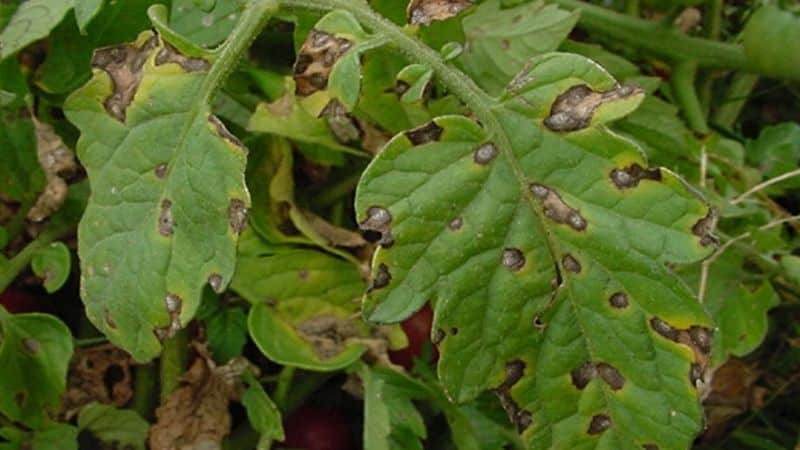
[322,100,361,143]
[650,317,679,341]
[502,248,526,272]
[295,315,359,360]
[208,114,244,149]
[588,414,612,434]
[610,163,662,189]
[544,84,642,132]
[515,410,533,431]
[159,199,174,237]
[450,327,459,335]
[689,326,713,354]
[571,361,597,390]
[405,121,443,145]
[432,328,445,344]
[692,209,719,246]
[532,316,546,330]
[609,292,629,308]
[92,35,158,122]
[596,363,625,390]
[562,254,581,273]
[690,362,704,386]
[23,338,40,354]
[407,0,473,25]
[208,274,224,293]
[294,30,353,97]
[163,293,183,338]
[473,143,498,165]
[650,319,714,390]
[154,163,168,179]
[448,216,463,230]
[360,206,393,247]
[529,184,587,231]
[495,360,530,432]
[228,199,248,234]
[154,42,210,72]
[371,263,392,290]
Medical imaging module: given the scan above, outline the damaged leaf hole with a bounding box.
[532,315,546,330]
[473,142,497,165]
[610,163,661,189]
[529,183,587,231]
[158,199,174,237]
[544,83,642,132]
[501,248,525,272]
[360,206,394,247]
[228,199,248,234]
[588,414,612,435]
[562,254,581,273]
[405,121,443,145]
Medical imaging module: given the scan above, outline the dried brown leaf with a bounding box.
[27,119,76,222]
[407,0,473,25]
[293,30,353,97]
[60,344,133,420]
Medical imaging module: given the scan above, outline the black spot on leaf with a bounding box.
[610,163,662,189]
[544,84,641,132]
[689,326,713,354]
[571,361,597,390]
[609,292,629,308]
[650,317,679,341]
[371,263,392,290]
[158,199,174,236]
[532,316,546,330]
[502,248,525,271]
[692,209,719,246]
[562,254,581,273]
[596,363,625,390]
[588,414,612,434]
[294,30,353,96]
[529,184,587,231]
[473,143,498,165]
[405,121,443,145]
[154,163,167,179]
[360,206,393,247]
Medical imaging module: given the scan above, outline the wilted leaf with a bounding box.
[0,0,73,60]
[27,119,77,222]
[0,310,74,428]
[241,372,284,450]
[150,355,252,450]
[356,53,715,449]
[456,0,579,95]
[63,29,250,361]
[232,242,368,370]
[78,402,149,450]
[362,365,428,450]
[31,241,71,293]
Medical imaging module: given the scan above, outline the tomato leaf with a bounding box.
[356,52,715,449]
[31,242,71,293]
[362,365,428,450]
[0,310,73,428]
[77,403,149,450]
[206,304,248,363]
[64,29,249,361]
[0,0,73,60]
[241,372,284,450]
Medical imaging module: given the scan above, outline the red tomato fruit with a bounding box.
[388,303,439,370]
[282,405,354,450]
[0,288,45,314]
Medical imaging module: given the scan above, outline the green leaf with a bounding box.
[74,0,104,32]
[77,403,149,450]
[456,0,579,95]
[170,0,246,49]
[356,52,715,450]
[0,310,74,428]
[397,64,434,104]
[0,1,21,32]
[746,122,800,191]
[31,241,71,293]
[30,423,79,450]
[241,372,284,450]
[742,5,800,81]
[233,243,367,371]
[63,30,250,361]
[780,254,800,287]
[362,365,428,450]
[207,304,248,363]
[0,0,74,60]
[0,59,44,204]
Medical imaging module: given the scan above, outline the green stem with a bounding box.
[272,365,295,410]
[73,336,109,347]
[670,60,709,134]
[200,0,279,105]
[159,328,189,402]
[0,222,73,292]
[551,0,753,70]
[132,363,158,420]
[712,72,759,129]
[3,198,34,244]
[698,0,724,115]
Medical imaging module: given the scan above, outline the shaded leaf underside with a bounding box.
[64,31,249,361]
[356,53,716,450]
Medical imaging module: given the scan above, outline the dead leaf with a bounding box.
[675,7,702,33]
[60,344,133,420]
[149,354,254,450]
[293,30,353,97]
[27,119,76,222]
[295,315,359,360]
[407,0,473,26]
[701,358,761,441]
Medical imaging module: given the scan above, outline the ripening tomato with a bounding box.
[282,405,354,450]
[0,287,45,314]
[388,303,439,370]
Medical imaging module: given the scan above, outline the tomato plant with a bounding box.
[1,0,799,449]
